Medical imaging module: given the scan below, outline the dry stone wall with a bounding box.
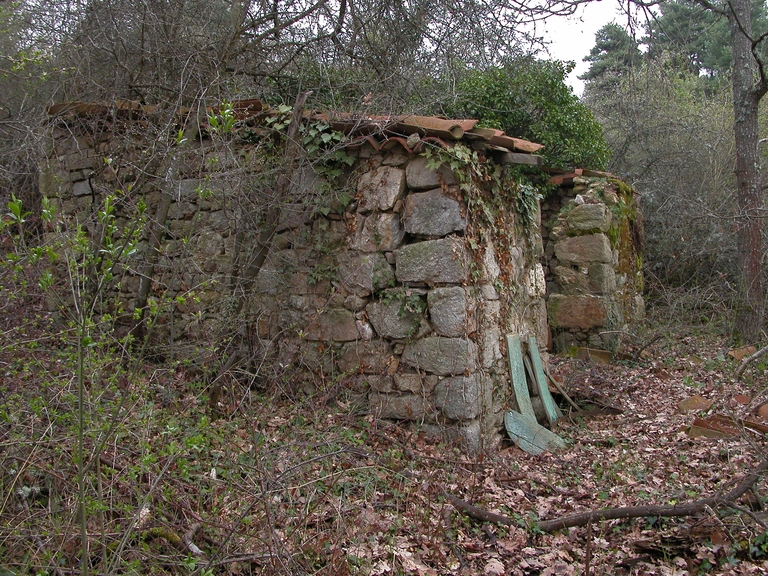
[41,109,643,452]
[542,175,644,352]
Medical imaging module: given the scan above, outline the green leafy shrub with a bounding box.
[442,59,610,170]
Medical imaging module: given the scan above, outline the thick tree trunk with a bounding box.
[730,0,766,339]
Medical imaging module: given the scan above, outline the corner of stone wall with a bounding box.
[542,175,644,353]
[47,120,552,454]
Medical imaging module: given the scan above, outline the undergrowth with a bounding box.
[1,202,766,575]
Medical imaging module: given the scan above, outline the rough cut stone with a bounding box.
[567,203,610,232]
[351,212,405,252]
[554,234,612,265]
[588,263,617,294]
[443,419,482,454]
[395,237,470,285]
[369,392,430,420]
[524,263,547,298]
[403,189,466,236]
[393,373,439,394]
[435,375,481,420]
[548,294,607,330]
[366,297,430,340]
[193,229,224,258]
[405,156,456,190]
[338,339,394,374]
[303,308,361,341]
[482,245,502,282]
[552,265,582,294]
[72,180,91,197]
[168,200,197,220]
[357,166,406,212]
[341,374,391,393]
[277,203,313,232]
[428,287,475,337]
[254,264,283,295]
[297,341,335,374]
[401,337,478,375]
[338,251,394,297]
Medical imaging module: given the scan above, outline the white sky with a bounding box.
[538,2,631,95]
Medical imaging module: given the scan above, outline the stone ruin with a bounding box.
[40,100,643,452]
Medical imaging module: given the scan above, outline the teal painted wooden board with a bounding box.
[528,335,563,425]
[506,334,536,422]
[504,410,567,455]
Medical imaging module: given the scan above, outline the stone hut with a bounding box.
[41,100,643,452]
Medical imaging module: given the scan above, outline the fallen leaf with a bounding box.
[727,346,757,361]
[732,394,751,405]
[573,348,612,364]
[678,395,713,413]
[484,558,505,576]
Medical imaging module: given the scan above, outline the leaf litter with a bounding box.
[0,296,766,574]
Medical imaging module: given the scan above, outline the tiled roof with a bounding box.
[48,99,545,165]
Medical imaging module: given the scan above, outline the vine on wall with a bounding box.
[423,143,546,292]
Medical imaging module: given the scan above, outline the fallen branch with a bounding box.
[736,342,768,379]
[445,457,768,534]
[544,367,581,412]
[538,456,768,532]
[444,493,514,526]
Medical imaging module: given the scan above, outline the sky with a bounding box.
[538,2,631,95]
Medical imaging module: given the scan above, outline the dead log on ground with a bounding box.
[445,457,768,533]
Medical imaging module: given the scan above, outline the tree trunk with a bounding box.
[730,0,766,339]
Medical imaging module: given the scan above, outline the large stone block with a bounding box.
[72,180,91,197]
[435,375,481,420]
[403,188,466,237]
[401,337,478,375]
[369,392,430,420]
[303,308,361,341]
[395,237,470,285]
[554,234,612,265]
[405,156,456,190]
[566,203,610,232]
[588,263,617,294]
[277,203,314,232]
[428,287,475,337]
[367,296,430,340]
[351,212,405,252]
[524,263,547,298]
[338,251,394,297]
[393,372,439,394]
[357,166,406,212]
[547,294,607,330]
[338,339,394,374]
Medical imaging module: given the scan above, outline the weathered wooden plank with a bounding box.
[528,335,563,425]
[504,410,567,455]
[506,334,536,422]
[522,354,539,395]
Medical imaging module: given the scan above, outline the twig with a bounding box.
[736,342,768,378]
[441,504,468,571]
[584,519,592,576]
[202,553,280,567]
[724,503,768,529]
[544,367,581,412]
[634,334,663,359]
[183,522,205,557]
[444,493,514,526]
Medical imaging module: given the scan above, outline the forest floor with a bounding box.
[1,286,767,575]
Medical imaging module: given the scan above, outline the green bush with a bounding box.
[442,59,610,170]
